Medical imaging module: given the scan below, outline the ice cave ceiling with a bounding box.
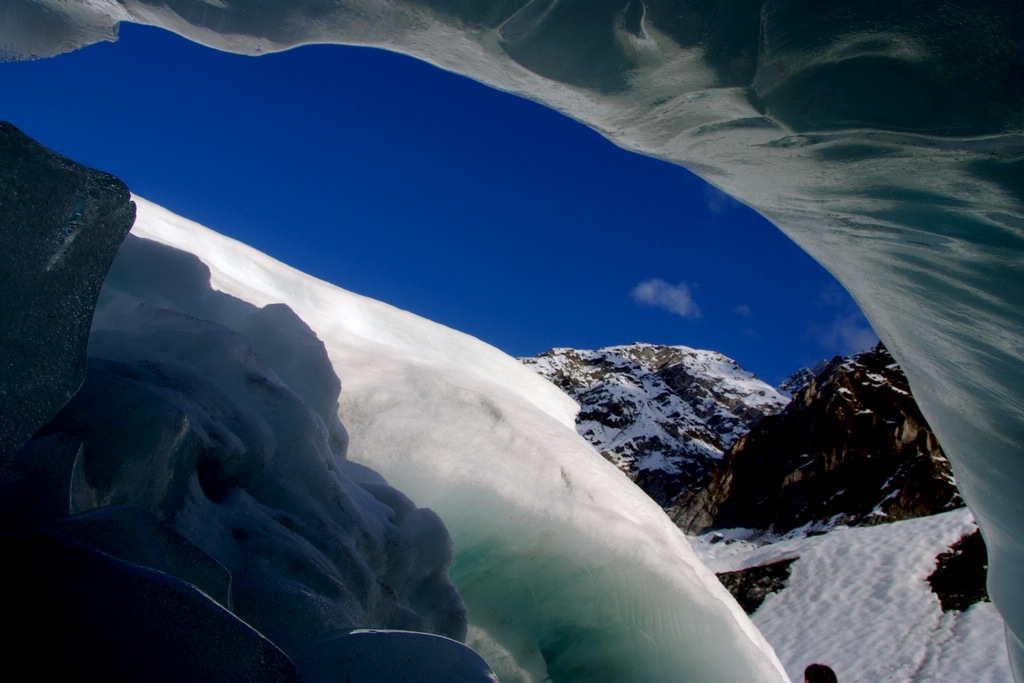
[3,0,1023,677]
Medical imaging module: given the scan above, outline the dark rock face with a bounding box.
[928,529,990,613]
[716,557,798,615]
[522,344,787,506]
[0,122,135,466]
[673,344,962,535]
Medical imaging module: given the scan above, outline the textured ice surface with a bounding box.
[0,121,134,464]
[2,122,474,678]
[39,505,234,608]
[67,232,469,654]
[128,196,790,682]
[5,0,1023,674]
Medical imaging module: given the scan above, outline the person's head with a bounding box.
[804,663,838,683]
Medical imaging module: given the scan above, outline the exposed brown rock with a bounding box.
[672,344,962,535]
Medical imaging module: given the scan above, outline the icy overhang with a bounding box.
[3,0,1023,678]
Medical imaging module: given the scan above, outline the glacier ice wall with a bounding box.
[79,232,470,654]
[130,195,791,681]
[4,0,1023,675]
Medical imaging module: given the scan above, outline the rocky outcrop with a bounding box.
[777,361,828,397]
[928,529,990,613]
[522,344,787,506]
[672,344,962,535]
[0,122,135,465]
[716,557,798,615]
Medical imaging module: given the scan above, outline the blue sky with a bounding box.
[1,23,876,386]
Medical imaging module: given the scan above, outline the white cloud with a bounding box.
[733,303,752,317]
[806,284,880,355]
[631,279,701,319]
[702,184,739,216]
[807,312,879,356]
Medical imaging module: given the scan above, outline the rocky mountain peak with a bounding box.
[672,343,962,535]
[522,343,788,506]
[777,359,828,397]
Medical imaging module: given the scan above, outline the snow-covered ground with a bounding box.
[691,508,1013,683]
[124,195,789,682]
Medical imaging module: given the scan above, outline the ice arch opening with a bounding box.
[3,0,1023,678]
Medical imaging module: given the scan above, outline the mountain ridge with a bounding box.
[523,342,962,536]
[673,343,962,535]
[521,343,788,506]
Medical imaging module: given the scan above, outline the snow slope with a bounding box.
[125,195,789,682]
[692,509,1013,683]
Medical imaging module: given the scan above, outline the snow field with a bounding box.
[692,508,1013,683]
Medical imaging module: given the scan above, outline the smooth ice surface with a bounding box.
[692,509,1013,683]
[292,629,499,682]
[4,1,1023,672]
[127,195,790,682]
[0,530,301,681]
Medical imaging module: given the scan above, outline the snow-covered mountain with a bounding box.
[674,343,963,535]
[524,341,961,538]
[523,341,1011,680]
[522,344,788,506]
[777,361,828,397]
